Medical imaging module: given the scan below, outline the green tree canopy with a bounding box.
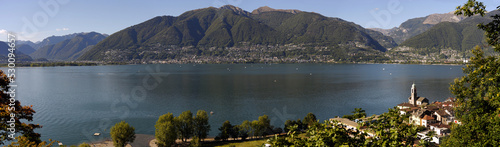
[110,121,136,147]
[176,110,194,142]
[442,0,500,146]
[236,120,251,140]
[155,113,177,147]
[303,113,318,128]
[6,136,56,147]
[367,108,418,146]
[218,120,233,141]
[0,70,42,144]
[268,120,368,146]
[257,115,271,137]
[193,110,210,142]
[343,108,367,120]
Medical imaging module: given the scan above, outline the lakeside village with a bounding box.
[331,83,458,145]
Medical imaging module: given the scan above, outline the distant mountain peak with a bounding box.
[422,13,466,25]
[219,5,250,16]
[251,6,302,15]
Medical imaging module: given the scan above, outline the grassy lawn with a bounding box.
[201,139,267,147]
[214,139,266,147]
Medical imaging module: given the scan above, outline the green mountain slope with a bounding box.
[79,5,396,61]
[30,32,107,60]
[400,11,499,52]
[387,17,434,44]
[371,12,466,44]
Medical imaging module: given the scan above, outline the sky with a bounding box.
[1,0,499,42]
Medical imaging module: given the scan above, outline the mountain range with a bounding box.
[19,33,81,50]
[398,11,500,52]
[369,12,466,44]
[11,6,496,63]
[30,32,107,60]
[78,5,397,61]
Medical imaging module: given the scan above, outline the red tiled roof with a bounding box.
[442,101,454,106]
[398,102,414,107]
[422,115,434,120]
[426,106,439,111]
[430,123,450,129]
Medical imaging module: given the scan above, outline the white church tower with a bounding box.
[409,83,417,105]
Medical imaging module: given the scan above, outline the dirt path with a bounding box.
[89,134,154,147]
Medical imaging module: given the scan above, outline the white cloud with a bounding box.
[0,29,7,35]
[56,28,69,31]
[0,29,8,41]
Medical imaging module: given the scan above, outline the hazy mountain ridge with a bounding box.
[30,32,107,61]
[17,44,36,55]
[31,33,80,50]
[0,41,33,62]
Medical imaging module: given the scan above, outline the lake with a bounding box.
[10,64,464,145]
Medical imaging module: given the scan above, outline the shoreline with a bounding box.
[88,134,155,147]
[0,61,467,68]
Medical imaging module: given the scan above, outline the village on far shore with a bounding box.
[331,83,458,145]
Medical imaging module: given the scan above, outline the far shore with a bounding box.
[0,61,467,68]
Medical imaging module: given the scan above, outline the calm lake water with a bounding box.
[10,64,464,145]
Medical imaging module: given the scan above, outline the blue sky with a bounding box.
[1,0,499,42]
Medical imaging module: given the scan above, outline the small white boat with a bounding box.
[94,133,101,136]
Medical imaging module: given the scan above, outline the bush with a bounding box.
[78,142,91,147]
[110,121,136,147]
[190,136,200,147]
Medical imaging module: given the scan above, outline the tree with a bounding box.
[368,107,418,146]
[176,110,194,142]
[193,110,210,142]
[0,70,42,144]
[272,127,283,134]
[218,120,232,141]
[229,125,239,140]
[269,120,368,146]
[110,121,136,147]
[295,119,304,131]
[251,120,259,139]
[238,120,252,140]
[284,120,293,133]
[155,113,177,147]
[284,119,304,132]
[342,108,367,120]
[6,136,57,147]
[303,113,318,128]
[257,115,271,137]
[272,108,421,146]
[442,1,500,146]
